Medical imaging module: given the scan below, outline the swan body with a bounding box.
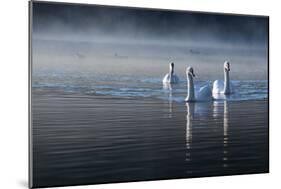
[212,80,234,94]
[185,67,212,102]
[196,85,213,101]
[212,61,234,95]
[163,63,179,84]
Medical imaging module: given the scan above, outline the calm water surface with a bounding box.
[32,82,268,187]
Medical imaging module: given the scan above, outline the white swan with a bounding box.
[212,61,234,95]
[162,62,179,84]
[185,67,212,102]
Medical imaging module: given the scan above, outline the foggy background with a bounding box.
[32,1,268,80]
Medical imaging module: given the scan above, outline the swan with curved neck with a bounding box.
[185,66,212,102]
[163,62,179,84]
[212,61,234,95]
[170,62,174,75]
[185,67,196,101]
[223,61,231,94]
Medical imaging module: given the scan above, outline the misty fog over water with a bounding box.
[32,2,268,81]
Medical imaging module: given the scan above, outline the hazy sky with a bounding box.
[32,1,268,46]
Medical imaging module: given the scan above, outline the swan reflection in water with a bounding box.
[163,82,174,118]
[222,101,229,168]
[185,102,211,174]
[185,103,194,163]
[185,102,209,153]
[213,100,229,168]
[185,100,230,173]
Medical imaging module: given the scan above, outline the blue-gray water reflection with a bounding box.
[33,88,268,187]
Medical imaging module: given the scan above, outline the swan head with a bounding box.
[224,61,230,72]
[169,62,174,74]
[186,66,195,77]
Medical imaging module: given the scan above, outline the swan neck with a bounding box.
[169,66,174,75]
[224,69,230,94]
[187,74,195,101]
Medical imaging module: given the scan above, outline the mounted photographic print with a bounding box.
[29,1,269,188]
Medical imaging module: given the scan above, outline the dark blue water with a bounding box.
[32,88,268,187]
